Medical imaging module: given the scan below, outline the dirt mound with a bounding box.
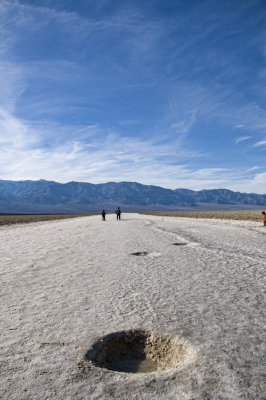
[85,330,195,373]
[131,251,149,256]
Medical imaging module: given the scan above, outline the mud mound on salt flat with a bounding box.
[85,330,195,373]
[131,251,149,256]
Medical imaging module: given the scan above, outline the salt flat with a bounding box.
[1,214,265,400]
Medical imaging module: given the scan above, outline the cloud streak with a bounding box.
[253,140,266,147]
[235,136,251,144]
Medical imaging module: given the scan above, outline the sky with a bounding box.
[0,0,266,193]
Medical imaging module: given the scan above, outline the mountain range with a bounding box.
[0,179,265,213]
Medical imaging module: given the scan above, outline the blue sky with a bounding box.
[0,0,266,193]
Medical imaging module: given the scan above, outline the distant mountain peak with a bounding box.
[0,179,265,213]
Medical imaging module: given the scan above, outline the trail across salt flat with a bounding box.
[0,214,265,400]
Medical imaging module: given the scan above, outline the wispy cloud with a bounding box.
[235,136,251,144]
[0,0,265,194]
[0,107,265,192]
[227,171,266,194]
[0,107,197,184]
[253,140,266,147]
[246,166,259,171]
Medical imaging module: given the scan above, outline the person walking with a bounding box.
[262,211,266,226]
[116,207,121,220]
[102,209,106,221]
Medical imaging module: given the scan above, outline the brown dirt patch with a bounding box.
[141,210,263,222]
[0,213,96,226]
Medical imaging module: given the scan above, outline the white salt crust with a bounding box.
[0,214,265,399]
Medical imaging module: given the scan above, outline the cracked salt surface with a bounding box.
[0,213,265,399]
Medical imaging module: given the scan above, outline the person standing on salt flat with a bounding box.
[102,210,106,221]
[262,211,266,226]
[116,207,121,220]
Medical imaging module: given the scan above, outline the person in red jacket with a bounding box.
[262,211,266,226]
